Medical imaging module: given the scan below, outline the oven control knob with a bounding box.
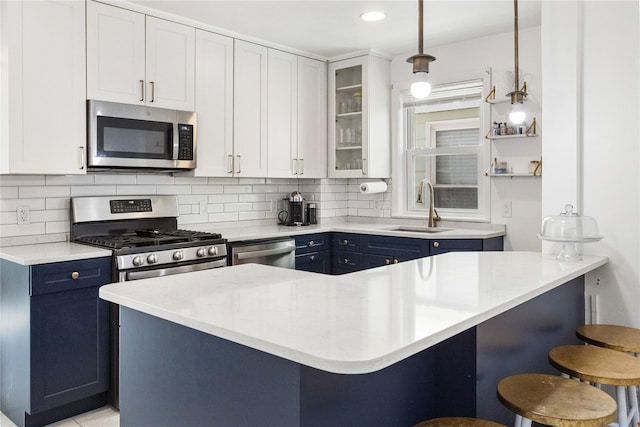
[132,256,144,266]
[196,248,206,257]
[207,246,218,256]
[173,250,184,261]
[147,254,158,264]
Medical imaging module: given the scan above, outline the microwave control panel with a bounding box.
[177,124,194,160]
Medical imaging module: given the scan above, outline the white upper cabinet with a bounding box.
[86,1,195,111]
[233,40,268,177]
[191,29,234,177]
[267,53,327,178]
[328,54,390,178]
[297,57,327,178]
[267,49,298,178]
[1,0,87,174]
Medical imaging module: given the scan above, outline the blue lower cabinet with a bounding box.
[295,251,330,274]
[333,250,362,274]
[429,236,503,256]
[1,257,111,427]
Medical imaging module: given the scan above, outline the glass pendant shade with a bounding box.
[509,103,525,124]
[411,73,432,99]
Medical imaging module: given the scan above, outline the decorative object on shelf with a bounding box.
[507,0,528,124]
[406,0,436,99]
[485,117,537,139]
[538,204,603,261]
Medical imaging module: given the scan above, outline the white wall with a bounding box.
[390,27,543,251]
[542,1,640,327]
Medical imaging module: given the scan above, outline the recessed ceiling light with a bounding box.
[360,11,386,22]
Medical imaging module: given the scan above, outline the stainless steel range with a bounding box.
[70,195,227,408]
[71,195,227,281]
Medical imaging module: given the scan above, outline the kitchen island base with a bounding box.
[118,276,584,426]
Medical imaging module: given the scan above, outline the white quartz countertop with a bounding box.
[99,252,607,374]
[192,220,505,242]
[0,242,112,265]
[0,220,504,265]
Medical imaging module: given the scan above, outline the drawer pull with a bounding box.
[394,259,399,264]
[71,271,80,279]
[310,255,315,261]
[309,240,314,246]
[343,239,349,245]
[344,258,349,263]
[433,241,440,248]
[385,259,390,265]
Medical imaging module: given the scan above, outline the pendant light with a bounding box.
[407,0,435,99]
[507,0,527,124]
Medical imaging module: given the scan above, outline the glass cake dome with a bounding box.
[538,204,603,261]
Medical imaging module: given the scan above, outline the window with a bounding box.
[393,78,490,221]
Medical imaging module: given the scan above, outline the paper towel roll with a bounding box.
[359,181,388,194]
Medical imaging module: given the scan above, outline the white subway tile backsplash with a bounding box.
[191,185,224,195]
[0,187,18,199]
[224,202,253,212]
[238,211,265,221]
[71,185,116,197]
[94,174,137,185]
[46,198,70,210]
[0,176,46,186]
[0,174,394,247]
[137,174,174,185]
[208,212,239,223]
[46,221,70,234]
[20,186,70,198]
[116,185,157,195]
[46,175,95,186]
[157,185,191,195]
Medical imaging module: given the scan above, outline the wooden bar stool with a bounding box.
[497,373,617,427]
[576,324,640,355]
[414,417,506,427]
[549,345,640,427]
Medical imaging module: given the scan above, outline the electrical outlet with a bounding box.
[17,206,30,225]
[502,200,512,218]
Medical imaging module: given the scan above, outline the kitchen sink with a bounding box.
[384,226,453,233]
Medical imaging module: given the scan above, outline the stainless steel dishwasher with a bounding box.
[228,237,296,268]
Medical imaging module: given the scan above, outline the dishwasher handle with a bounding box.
[236,245,295,260]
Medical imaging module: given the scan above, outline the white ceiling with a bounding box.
[129,0,542,58]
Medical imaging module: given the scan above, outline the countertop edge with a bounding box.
[99,254,608,374]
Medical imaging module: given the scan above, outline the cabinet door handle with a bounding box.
[385,258,390,265]
[236,155,241,174]
[149,81,155,102]
[227,155,233,174]
[394,259,399,264]
[299,158,304,175]
[310,255,315,261]
[433,241,440,248]
[71,272,80,279]
[362,158,367,175]
[292,158,298,175]
[78,146,85,170]
[139,80,144,101]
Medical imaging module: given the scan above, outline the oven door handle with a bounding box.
[235,246,295,261]
[125,259,226,281]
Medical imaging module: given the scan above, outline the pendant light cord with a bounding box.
[513,0,519,91]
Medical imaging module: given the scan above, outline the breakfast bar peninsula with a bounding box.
[99,252,607,426]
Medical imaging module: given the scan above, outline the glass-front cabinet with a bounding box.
[328,54,391,178]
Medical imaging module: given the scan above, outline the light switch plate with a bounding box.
[502,201,512,218]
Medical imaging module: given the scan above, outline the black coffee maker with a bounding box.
[278,191,307,226]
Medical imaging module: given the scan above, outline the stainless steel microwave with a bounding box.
[87,100,196,171]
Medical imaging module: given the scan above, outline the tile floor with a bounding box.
[0,406,119,427]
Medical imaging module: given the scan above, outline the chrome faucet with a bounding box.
[417,179,441,227]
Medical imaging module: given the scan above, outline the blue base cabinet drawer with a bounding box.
[361,235,431,261]
[429,236,503,256]
[295,233,330,254]
[295,251,330,274]
[333,250,362,274]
